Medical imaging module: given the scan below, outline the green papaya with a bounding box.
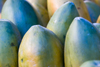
[80,60,100,67]
[65,17,100,67]
[84,1,100,23]
[0,19,21,67]
[19,25,63,67]
[1,0,39,37]
[26,1,49,27]
[47,2,79,44]
[93,23,100,33]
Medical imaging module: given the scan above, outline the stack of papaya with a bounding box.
[0,0,100,67]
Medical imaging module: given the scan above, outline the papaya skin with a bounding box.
[64,17,100,67]
[19,25,63,67]
[0,19,21,67]
[47,2,79,44]
[27,1,49,27]
[1,0,39,37]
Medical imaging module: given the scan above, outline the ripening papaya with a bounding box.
[48,0,91,22]
[27,0,47,9]
[19,25,63,67]
[0,19,21,67]
[47,2,79,44]
[93,23,100,33]
[27,1,49,27]
[80,60,100,67]
[84,1,100,23]
[1,0,39,37]
[65,17,100,67]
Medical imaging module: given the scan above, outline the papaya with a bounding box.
[1,0,39,37]
[48,0,91,22]
[84,1,100,23]
[96,15,100,23]
[80,60,100,67]
[93,23,100,33]
[27,1,49,27]
[0,19,21,67]
[27,0,47,9]
[19,25,63,67]
[64,17,100,67]
[47,2,79,44]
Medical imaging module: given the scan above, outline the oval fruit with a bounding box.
[65,17,100,67]
[47,2,79,44]
[1,0,39,37]
[19,25,63,67]
[0,19,21,67]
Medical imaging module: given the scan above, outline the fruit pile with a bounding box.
[0,0,100,67]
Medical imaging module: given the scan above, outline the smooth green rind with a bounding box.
[19,25,63,67]
[80,60,100,67]
[1,0,39,37]
[93,23,100,33]
[65,17,100,67]
[85,1,100,23]
[0,19,21,67]
[47,2,79,44]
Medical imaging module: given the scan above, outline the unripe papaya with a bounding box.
[65,17,100,67]
[80,60,100,67]
[84,1,100,23]
[0,19,21,67]
[1,0,39,37]
[19,25,63,67]
[47,2,79,44]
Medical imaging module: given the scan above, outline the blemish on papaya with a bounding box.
[21,58,23,62]
[11,43,15,46]
[6,64,11,67]
[77,7,81,9]
[63,35,65,39]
